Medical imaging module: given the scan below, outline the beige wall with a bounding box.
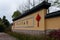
[12,9,47,31]
[12,9,60,31]
[46,17,60,30]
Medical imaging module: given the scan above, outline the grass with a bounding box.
[5,31,46,40]
[5,31,58,40]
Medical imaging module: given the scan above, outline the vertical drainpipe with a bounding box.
[44,0,49,40]
[45,0,49,13]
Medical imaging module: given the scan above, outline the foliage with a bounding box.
[6,30,60,40]
[12,10,21,19]
[48,29,60,40]
[0,16,10,32]
[6,31,46,40]
[2,16,10,28]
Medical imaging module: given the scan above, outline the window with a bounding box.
[24,22,25,24]
[26,21,28,24]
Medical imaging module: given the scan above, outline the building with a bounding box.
[12,1,60,35]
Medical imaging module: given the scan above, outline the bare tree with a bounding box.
[22,0,44,10]
[19,0,60,13]
[52,0,60,7]
[19,0,49,13]
[19,0,35,13]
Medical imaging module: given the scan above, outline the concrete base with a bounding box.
[13,30,46,36]
[12,29,54,36]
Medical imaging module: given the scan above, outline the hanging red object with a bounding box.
[36,14,41,27]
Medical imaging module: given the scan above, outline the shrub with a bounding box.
[6,31,46,40]
[48,29,60,40]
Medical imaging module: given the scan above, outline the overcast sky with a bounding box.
[0,0,26,23]
[0,0,60,23]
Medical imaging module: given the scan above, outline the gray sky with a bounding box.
[0,0,26,23]
[0,0,60,23]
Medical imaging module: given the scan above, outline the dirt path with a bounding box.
[0,32,17,40]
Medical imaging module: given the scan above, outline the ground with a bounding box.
[0,32,17,40]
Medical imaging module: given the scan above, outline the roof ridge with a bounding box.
[13,1,51,21]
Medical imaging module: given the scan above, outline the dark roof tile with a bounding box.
[13,1,51,21]
[45,11,60,18]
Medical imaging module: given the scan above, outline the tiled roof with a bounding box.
[45,11,60,18]
[13,1,51,21]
